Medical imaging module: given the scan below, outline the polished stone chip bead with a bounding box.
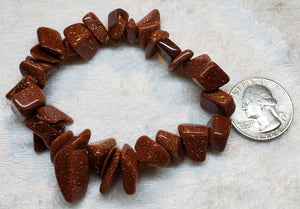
[100,146,118,179]
[19,60,47,89]
[178,124,209,162]
[6,75,37,99]
[125,18,138,44]
[26,120,62,148]
[121,144,138,195]
[192,61,230,92]
[200,89,236,117]
[25,56,55,73]
[183,54,211,79]
[35,122,66,153]
[156,130,185,163]
[62,39,78,57]
[156,38,181,63]
[207,115,231,152]
[137,9,160,27]
[64,23,100,60]
[108,8,129,45]
[135,135,170,168]
[137,21,160,48]
[36,105,73,124]
[100,147,121,194]
[12,85,46,120]
[54,129,91,203]
[145,30,169,58]
[51,131,74,162]
[30,44,61,64]
[87,138,116,173]
[37,27,65,56]
[83,12,108,43]
[169,49,194,71]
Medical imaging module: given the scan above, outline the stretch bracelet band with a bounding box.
[6,9,236,203]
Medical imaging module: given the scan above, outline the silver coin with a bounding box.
[229,77,293,140]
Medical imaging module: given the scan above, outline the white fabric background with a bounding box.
[0,0,299,208]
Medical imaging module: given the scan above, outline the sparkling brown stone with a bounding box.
[62,39,78,58]
[83,12,107,43]
[54,130,90,202]
[50,131,74,162]
[200,89,236,117]
[36,105,73,124]
[87,138,116,173]
[25,56,55,73]
[169,49,194,71]
[137,21,160,48]
[30,44,61,64]
[12,85,46,120]
[64,23,100,60]
[145,30,169,58]
[156,38,181,63]
[137,9,160,27]
[207,115,231,152]
[37,27,65,56]
[19,60,46,89]
[135,135,170,168]
[183,54,211,79]
[26,120,61,148]
[108,8,129,45]
[100,147,121,194]
[125,18,137,44]
[156,130,184,163]
[6,75,37,100]
[192,61,230,92]
[178,124,209,162]
[34,122,66,153]
[100,146,118,179]
[121,144,138,195]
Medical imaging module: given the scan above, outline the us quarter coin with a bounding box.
[229,77,293,140]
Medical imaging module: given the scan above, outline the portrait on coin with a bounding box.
[242,84,283,133]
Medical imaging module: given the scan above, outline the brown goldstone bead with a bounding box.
[37,27,65,56]
[135,135,170,168]
[145,30,169,58]
[34,122,66,153]
[50,131,74,162]
[207,115,231,152]
[137,9,160,27]
[100,147,121,194]
[108,8,128,45]
[33,134,48,153]
[156,130,185,163]
[54,130,90,203]
[125,18,137,44]
[83,12,107,43]
[183,54,211,79]
[12,85,46,120]
[36,105,73,124]
[6,75,37,99]
[26,120,61,148]
[121,144,138,195]
[193,61,230,92]
[178,124,209,162]
[156,38,181,63]
[19,60,46,89]
[30,45,61,64]
[62,39,78,58]
[169,49,194,71]
[87,138,116,173]
[200,89,236,117]
[137,21,160,48]
[100,146,118,179]
[64,23,100,60]
[25,56,55,73]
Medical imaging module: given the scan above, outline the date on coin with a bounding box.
[230,78,293,140]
